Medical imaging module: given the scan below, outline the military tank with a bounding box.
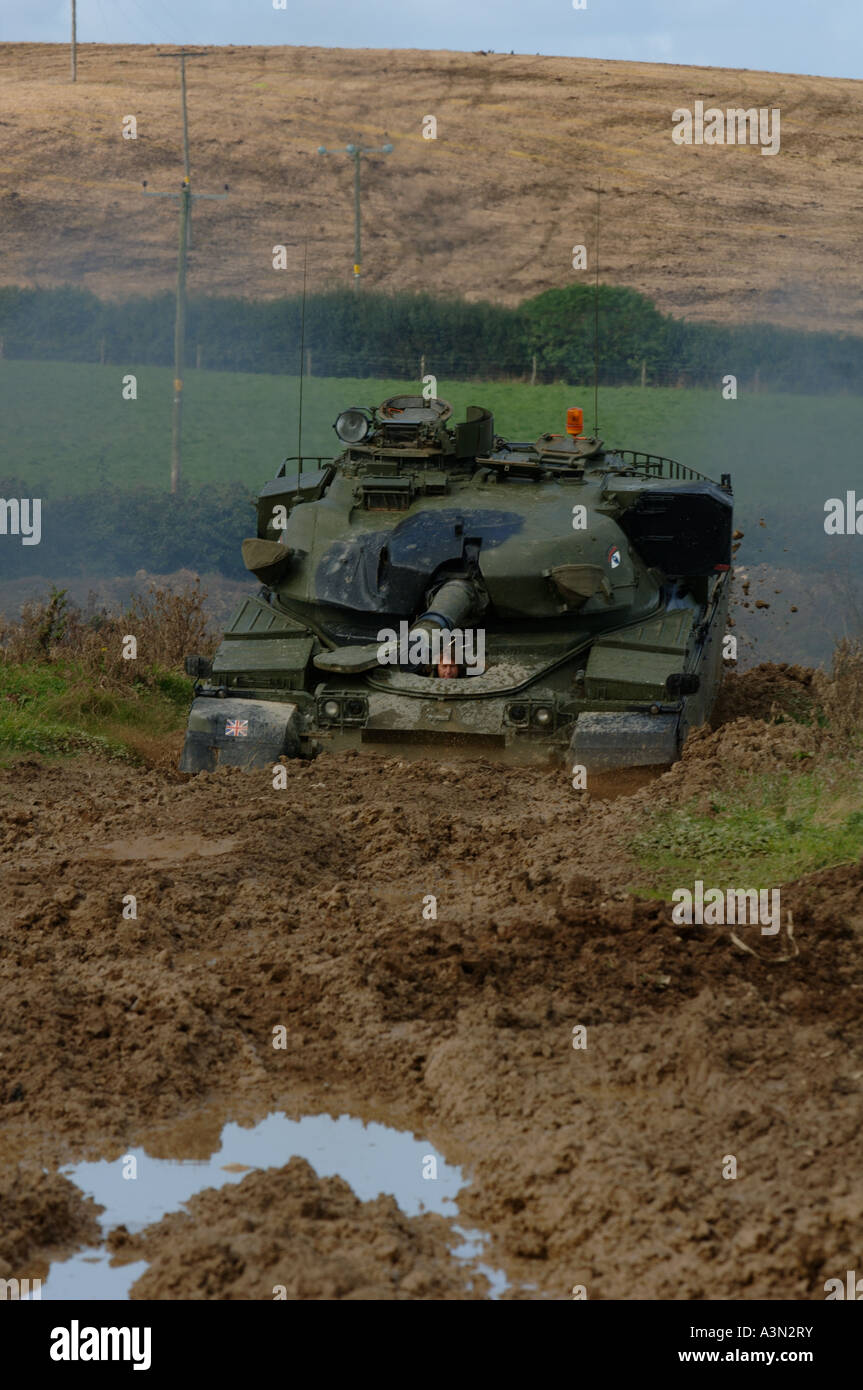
[180,396,732,773]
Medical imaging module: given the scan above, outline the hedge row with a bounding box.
[1,283,861,393]
[0,484,252,582]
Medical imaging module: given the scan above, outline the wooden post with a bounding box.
[531,353,537,385]
[420,353,425,380]
[99,336,105,365]
[305,348,312,378]
[640,358,646,388]
[170,181,190,494]
[196,343,202,369]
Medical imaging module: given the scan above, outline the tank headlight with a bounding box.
[323,699,341,720]
[507,703,529,725]
[533,706,553,726]
[334,408,373,444]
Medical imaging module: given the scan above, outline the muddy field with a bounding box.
[1,43,862,330]
[1,665,862,1300]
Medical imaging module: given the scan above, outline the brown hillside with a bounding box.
[1,42,861,331]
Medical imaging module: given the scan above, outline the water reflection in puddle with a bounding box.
[41,1112,507,1300]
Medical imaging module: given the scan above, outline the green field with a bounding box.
[0,659,191,764]
[1,360,861,537]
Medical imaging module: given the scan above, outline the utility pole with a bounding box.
[143,51,227,494]
[317,139,393,288]
[157,50,206,247]
[70,0,77,82]
[142,175,228,493]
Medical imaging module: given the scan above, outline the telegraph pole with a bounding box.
[143,51,227,494]
[157,50,206,247]
[173,179,190,494]
[70,0,77,82]
[142,175,227,494]
[317,139,393,288]
[179,55,191,180]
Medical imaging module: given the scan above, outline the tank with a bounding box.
[179,395,733,773]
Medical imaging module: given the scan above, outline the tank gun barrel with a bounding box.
[413,577,483,635]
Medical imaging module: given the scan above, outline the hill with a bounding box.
[0,42,861,332]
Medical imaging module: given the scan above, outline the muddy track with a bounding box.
[1,669,862,1298]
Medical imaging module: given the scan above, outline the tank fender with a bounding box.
[179,697,301,774]
[569,710,680,772]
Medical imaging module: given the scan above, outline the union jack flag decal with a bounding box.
[225,718,249,737]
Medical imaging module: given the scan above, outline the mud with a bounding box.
[106,1158,489,1300]
[1,667,862,1299]
[90,834,240,863]
[0,1168,102,1282]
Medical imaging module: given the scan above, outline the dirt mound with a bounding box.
[1,43,861,331]
[2,700,862,1297]
[107,1157,486,1300]
[712,661,817,726]
[0,1168,101,1280]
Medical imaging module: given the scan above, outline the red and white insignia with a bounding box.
[225,718,249,737]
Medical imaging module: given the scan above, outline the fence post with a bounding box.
[196,343,202,369]
[640,358,646,388]
[306,349,312,378]
[531,353,537,385]
[420,353,425,381]
[99,336,105,365]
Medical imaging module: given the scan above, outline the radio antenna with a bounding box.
[593,177,601,437]
[296,237,309,500]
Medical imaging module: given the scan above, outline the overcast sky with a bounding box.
[1,1,860,80]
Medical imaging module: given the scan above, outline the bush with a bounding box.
[816,638,863,745]
[0,581,216,686]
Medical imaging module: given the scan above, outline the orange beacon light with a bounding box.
[566,407,584,438]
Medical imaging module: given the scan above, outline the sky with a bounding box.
[1,0,861,81]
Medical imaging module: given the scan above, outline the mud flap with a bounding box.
[179,697,301,774]
[569,710,680,772]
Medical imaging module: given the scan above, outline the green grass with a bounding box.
[628,765,863,895]
[2,360,862,537]
[0,659,193,762]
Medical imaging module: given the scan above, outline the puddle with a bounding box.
[41,1112,508,1300]
[90,834,239,862]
